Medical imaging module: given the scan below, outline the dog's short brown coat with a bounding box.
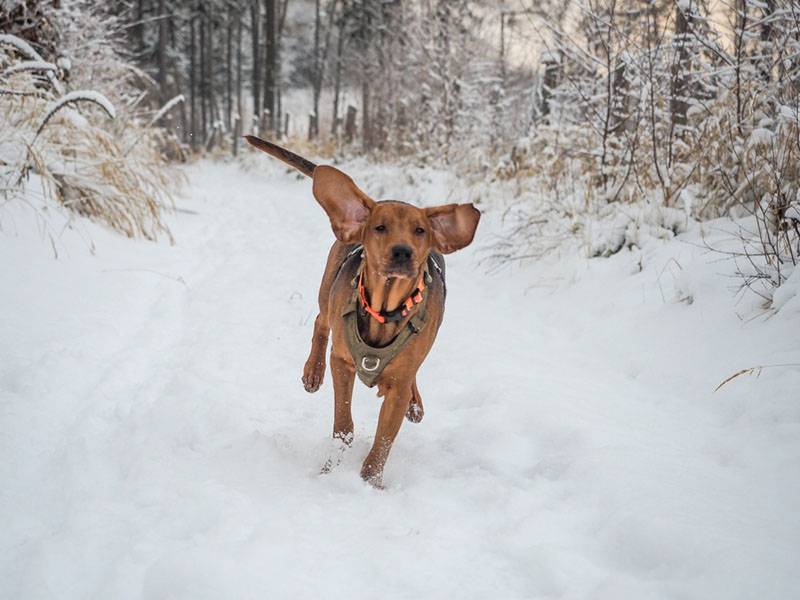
[246,137,480,486]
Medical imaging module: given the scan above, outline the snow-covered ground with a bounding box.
[2,160,799,599]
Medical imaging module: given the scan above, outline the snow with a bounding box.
[34,91,116,140]
[0,33,65,95]
[779,104,799,123]
[0,60,57,76]
[149,94,185,126]
[540,50,560,64]
[1,160,799,599]
[0,33,45,62]
[46,90,116,121]
[772,265,800,313]
[748,127,774,147]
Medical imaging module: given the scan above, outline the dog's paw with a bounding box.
[360,469,384,489]
[302,357,326,393]
[359,459,385,489]
[405,398,424,423]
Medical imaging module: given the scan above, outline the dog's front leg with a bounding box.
[303,313,329,393]
[330,352,355,443]
[361,384,412,487]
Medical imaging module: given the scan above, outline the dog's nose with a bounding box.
[391,245,413,262]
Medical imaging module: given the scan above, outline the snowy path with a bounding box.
[2,162,799,599]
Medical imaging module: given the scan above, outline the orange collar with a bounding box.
[357,270,426,324]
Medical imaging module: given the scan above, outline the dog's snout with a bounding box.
[391,245,413,262]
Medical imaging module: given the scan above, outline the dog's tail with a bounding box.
[244,135,316,178]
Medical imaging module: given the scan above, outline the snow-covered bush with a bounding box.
[489,0,799,304]
[0,3,181,241]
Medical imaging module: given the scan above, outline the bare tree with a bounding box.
[250,0,261,131]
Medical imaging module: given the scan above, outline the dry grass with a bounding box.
[1,39,180,241]
[714,363,800,392]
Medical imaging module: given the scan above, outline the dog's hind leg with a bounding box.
[303,242,350,393]
[405,378,424,423]
[361,384,413,487]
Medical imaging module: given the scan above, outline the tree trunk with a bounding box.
[332,6,346,136]
[610,58,629,134]
[157,0,168,103]
[275,0,290,136]
[312,0,339,139]
[670,0,693,137]
[199,9,207,143]
[360,0,371,150]
[190,11,197,151]
[226,8,233,132]
[311,0,321,139]
[206,7,215,144]
[733,0,747,132]
[234,7,243,155]
[135,0,145,56]
[251,0,261,132]
[264,0,276,132]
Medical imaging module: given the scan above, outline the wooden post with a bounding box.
[541,52,560,121]
[345,105,357,143]
[233,114,241,156]
[261,109,271,135]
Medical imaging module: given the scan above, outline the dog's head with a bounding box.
[313,166,480,279]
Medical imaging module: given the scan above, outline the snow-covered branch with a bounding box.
[34,90,116,140]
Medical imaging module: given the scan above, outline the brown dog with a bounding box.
[245,135,480,486]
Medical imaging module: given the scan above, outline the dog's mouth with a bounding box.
[381,270,415,280]
[380,263,416,280]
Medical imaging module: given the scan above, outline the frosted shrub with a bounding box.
[492,0,799,302]
[0,11,180,241]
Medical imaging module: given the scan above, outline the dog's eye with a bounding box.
[375,225,386,232]
[415,227,425,235]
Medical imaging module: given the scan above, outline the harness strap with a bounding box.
[342,299,427,387]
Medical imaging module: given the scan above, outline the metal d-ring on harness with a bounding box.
[341,246,442,387]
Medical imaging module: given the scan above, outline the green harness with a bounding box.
[342,257,435,388]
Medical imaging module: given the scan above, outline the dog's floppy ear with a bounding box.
[424,203,481,254]
[312,166,375,244]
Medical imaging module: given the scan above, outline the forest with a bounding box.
[2,0,799,298]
